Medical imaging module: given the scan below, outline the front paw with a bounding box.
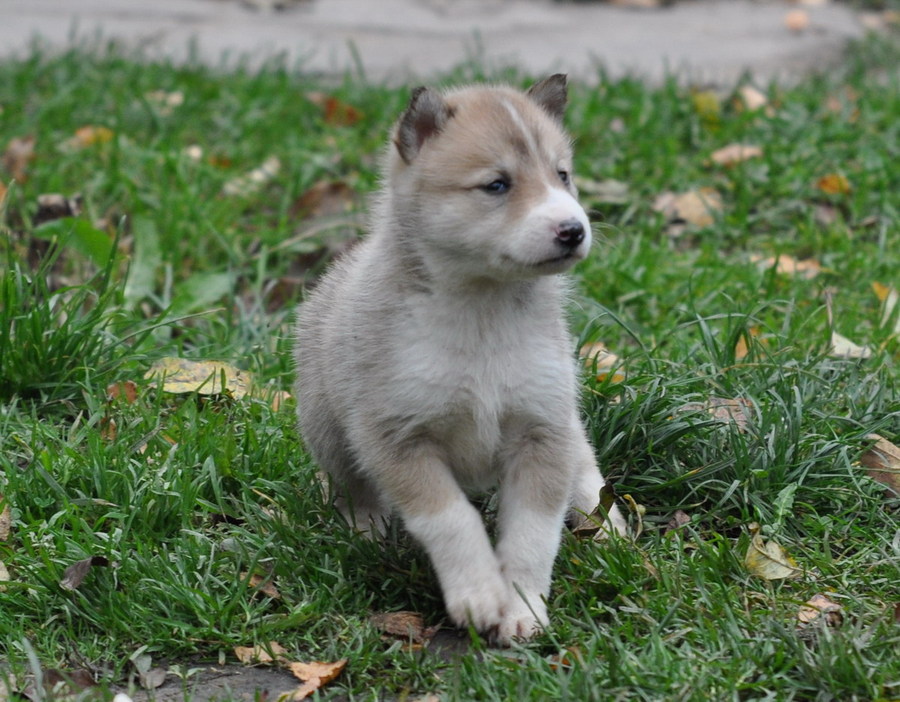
[493,594,548,646]
[444,576,509,634]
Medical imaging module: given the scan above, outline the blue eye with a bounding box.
[483,178,510,194]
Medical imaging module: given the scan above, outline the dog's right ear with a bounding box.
[395,87,452,164]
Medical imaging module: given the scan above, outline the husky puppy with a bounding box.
[294,75,626,645]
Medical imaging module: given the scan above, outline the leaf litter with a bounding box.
[744,523,801,580]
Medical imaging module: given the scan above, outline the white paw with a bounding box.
[593,503,628,541]
[444,576,509,634]
[493,594,548,646]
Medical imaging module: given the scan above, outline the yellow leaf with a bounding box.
[61,126,114,151]
[281,659,347,701]
[710,143,763,166]
[744,525,801,580]
[578,341,625,382]
[816,173,851,195]
[691,90,721,125]
[144,358,254,398]
[872,282,900,335]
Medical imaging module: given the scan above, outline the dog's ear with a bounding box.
[395,87,452,164]
[527,74,568,122]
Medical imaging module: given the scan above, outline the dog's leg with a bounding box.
[333,471,391,538]
[375,444,509,634]
[493,424,575,644]
[567,428,628,538]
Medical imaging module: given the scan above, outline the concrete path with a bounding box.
[3,0,867,85]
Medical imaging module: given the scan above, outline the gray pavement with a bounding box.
[3,0,867,85]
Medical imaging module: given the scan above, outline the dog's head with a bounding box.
[387,75,591,282]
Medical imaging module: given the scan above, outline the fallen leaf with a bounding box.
[283,659,347,701]
[665,509,691,533]
[106,380,139,404]
[60,126,114,151]
[709,143,763,166]
[571,482,619,539]
[653,188,723,227]
[573,177,631,205]
[829,331,873,360]
[0,560,9,590]
[291,180,356,219]
[144,358,254,398]
[145,90,184,116]
[859,434,900,496]
[578,341,625,382]
[872,282,900,335]
[547,646,584,671]
[744,524,801,580]
[306,92,363,127]
[0,181,7,208]
[100,417,117,441]
[139,668,166,691]
[737,85,768,112]
[2,135,35,182]
[678,397,753,432]
[734,326,765,361]
[816,173,852,195]
[369,611,437,644]
[0,495,10,541]
[784,9,810,32]
[222,156,281,197]
[59,556,110,591]
[690,90,721,125]
[798,594,844,627]
[243,572,282,599]
[269,390,293,412]
[234,642,289,665]
[750,253,821,279]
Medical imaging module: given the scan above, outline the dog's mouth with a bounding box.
[534,251,579,268]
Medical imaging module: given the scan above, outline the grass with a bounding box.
[1,31,899,701]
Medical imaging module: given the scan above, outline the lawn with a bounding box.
[1,32,898,701]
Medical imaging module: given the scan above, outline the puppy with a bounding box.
[294,75,626,645]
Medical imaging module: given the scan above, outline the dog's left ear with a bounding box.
[395,86,453,164]
[527,74,568,122]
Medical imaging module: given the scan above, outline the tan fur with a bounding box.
[294,75,626,645]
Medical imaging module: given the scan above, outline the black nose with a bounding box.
[555,219,585,249]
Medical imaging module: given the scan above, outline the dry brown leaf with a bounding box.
[784,9,810,32]
[291,180,355,219]
[859,434,900,496]
[144,357,254,398]
[816,173,852,195]
[106,380,138,404]
[571,483,618,539]
[653,188,723,227]
[100,417,117,441]
[0,496,10,541]
[798,594,844,627]
[0,181,7,208]
[750,253,821,279]
[306,92,364,127]
[744,525,801,580]
[829,332,873,360]
[2,135,36,182]
[710,143,763,167]
[665,509,691,533]
[234,642,289,665]
[283,659,347,701]
[737,85,768,112]
[269,390,293,412]
[734,327,765,361]
[574,177,631,205]
[243,572,282,600]
[60,126,114,151]
[678,397,753,432]
[59,556,110,591]
[222,156,281,197]
[369,611,437,644]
